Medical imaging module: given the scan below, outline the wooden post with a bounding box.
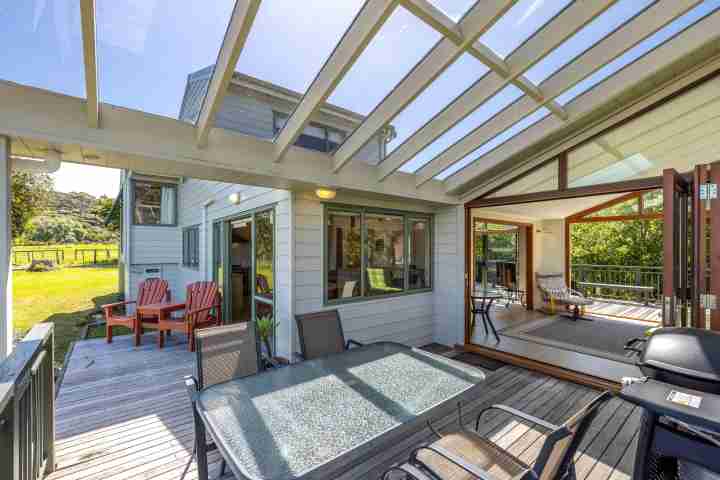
[0,136,11,359]
[693,165,707,328]
[710,162,720,331]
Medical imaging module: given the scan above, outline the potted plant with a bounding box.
[255,314,278,361]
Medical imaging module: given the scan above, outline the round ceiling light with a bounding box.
[315,188,337,200]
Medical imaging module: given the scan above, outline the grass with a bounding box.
[13,266,120,365]
[12,242,119,266]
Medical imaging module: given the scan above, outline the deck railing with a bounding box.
[0,323,55,480]
[570,264,663,305]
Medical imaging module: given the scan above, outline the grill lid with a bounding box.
[640,328,720,383]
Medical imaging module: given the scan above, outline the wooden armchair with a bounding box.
[156,281,222,351]
[102,278,169,345]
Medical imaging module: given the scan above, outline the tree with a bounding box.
[570,219,663,267]
[92,195,120,232]
[11,171,53,240]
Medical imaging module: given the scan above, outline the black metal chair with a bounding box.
[185,322,262,479]
[383,391,612,480]
[294,309,363,360]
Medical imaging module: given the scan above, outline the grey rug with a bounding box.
[500,315,652,364]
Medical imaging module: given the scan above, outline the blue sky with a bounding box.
[1,0,718,194]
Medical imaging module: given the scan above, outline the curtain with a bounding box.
[160,186,175,224]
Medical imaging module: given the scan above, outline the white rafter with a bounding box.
[332,0,516,173]
[80,0,99,128]
[400,0,464,44]
[415,0,702,187]
[196,0,262,148]
[273,0,399,163]
[377,0,616,181]
[445,12,720,195]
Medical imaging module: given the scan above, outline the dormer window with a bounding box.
[273,112,346,154]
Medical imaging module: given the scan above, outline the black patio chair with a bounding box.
[383,391,612,480]
[184,322,262,478]
[294,309,363,360]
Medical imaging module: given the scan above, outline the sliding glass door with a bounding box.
[213,208,275,338]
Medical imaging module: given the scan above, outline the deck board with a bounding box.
[48,333,639,480]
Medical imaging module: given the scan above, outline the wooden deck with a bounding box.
[48,333,641,480]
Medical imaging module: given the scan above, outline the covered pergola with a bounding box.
[2,0,720,357]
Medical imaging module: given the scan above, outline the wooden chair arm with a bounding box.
[186,303,221,317]
[102,300,136,310]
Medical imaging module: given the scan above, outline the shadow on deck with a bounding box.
[48,333,640,480]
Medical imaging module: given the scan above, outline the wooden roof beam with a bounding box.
[332,0,516,173]
[445,13,720,195]
[80,0,99,128]
[196,0,262,148]
[378,0,615,181]
[274,0,399,163]
[414,0,699,186]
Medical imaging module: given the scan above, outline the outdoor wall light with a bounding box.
[315,188,337,200]
[229,192,242,204]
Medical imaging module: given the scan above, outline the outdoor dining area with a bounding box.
[186,317,611,480]
[80,277,619,480]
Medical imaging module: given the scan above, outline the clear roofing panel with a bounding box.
[478,0,572,59]
[524,0,655,85]
[387,54,489,153]
[328,7,442,116]
[429,0,478,21]
[436,106,551,180]
[0,1,85,98]
[556,0,720,106]
[235,1,365,94]
[400,84,524,173]
[96,0,235,119]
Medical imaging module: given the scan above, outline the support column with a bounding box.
[0,136,12,359]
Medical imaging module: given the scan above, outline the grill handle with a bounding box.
[624,337,647,354]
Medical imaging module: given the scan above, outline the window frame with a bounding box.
[182,224,201,270]
[323,204,433,306]
[131,180,178,227]
[272,111,347,154]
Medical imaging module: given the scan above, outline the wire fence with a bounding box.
[12,245,119,266]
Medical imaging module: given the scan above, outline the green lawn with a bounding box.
[13,266,120,365]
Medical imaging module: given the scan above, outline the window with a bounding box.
[183,226,200,269]
[273,112,346,153]
[132,181,176,225]
[325,206,432,303]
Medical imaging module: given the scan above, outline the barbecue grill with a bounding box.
[622,327,720,479]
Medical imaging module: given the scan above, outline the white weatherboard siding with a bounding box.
[433,206,465,347]
[175,179,293,358]
[293,194,436,350]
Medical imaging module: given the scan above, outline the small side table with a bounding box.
[470,290,503,342]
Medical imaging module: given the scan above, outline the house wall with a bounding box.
[123,178,472,355]
[293,193,439,350]
[433,206,466,346]
[176,181,293,358]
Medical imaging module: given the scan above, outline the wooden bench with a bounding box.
[577,281,655,305]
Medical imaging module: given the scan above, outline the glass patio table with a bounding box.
[193,342,485,480]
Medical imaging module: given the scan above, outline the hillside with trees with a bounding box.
[12,171,120,245]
